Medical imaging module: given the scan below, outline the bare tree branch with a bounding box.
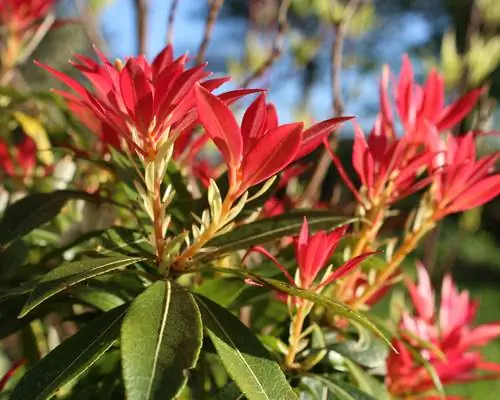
[241,0,292,88]
[133,0,149,55]
[195,0,224,65]
[299,0,360,206]
[166,0,180,45]
[73,0,108,52]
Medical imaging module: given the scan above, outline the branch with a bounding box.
[195,0,224,65]
[166,0,180,45]
[299,0,360,206]
[17,13,56,64]
[73,0,108,52]
[133,0,149,55]
[241,0,292,88]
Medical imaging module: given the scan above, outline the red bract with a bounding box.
[380,55,483,144]
[387,263,500,397]
[251,219,373,291]
[0,136,36,178]
[36,46,240,159]
[0,0,55,32]
[430,132,500,219]
[326,123,434,206]
[195,85,351,197]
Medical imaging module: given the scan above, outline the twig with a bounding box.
[195,0,224,65]
[17,13,56,64]
[241,0,292,88]
[299,0,360,206]
[73,0,108,52]
[133,0,149,55]
[166,0,180,45]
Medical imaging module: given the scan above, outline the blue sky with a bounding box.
[99,0,435,128]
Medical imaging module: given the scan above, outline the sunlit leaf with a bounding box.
[121,281,203,400]
[11,305,127,400]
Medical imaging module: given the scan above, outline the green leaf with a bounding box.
[328,329,388,368]
[0,190,106,246]
[121,281,203,400]
[255,277,394,351]
[199,211,354,261]
[20,256,145,317]
[301,375,377,400]
[343,360,390,400]
[10,304,127,400]
[195,294,297,400]
[195,277,247,307]
[213,382,244,400]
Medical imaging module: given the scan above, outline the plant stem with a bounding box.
[174,193,235,266]
[285,302,307,369]
[352,217,436,309]
[337,201,385,301]
[152,176,166,265]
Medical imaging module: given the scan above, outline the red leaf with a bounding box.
[294,116,352,161]
[241,93,268,152]
[318,252,376,288]
[240,123,303,191]
[194,84,243,168]
[447,174,500,213]
[436,88,483,131]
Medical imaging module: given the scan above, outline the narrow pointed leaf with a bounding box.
[20,256,145,317]
[256,277,394,350]
[302,375,377,400]
[241,123,302,188]
[198,211,355,261]
[0,190,104,246]
[121,281,202,400]
[195,295,297,400]
[195,84,243,168]
[11,304,127,400]
[295,116,352,161]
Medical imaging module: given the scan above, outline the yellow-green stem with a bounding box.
[175,194,235,266]
[337,200,385,301]
[285,303,307,369]
[152,177,166,265]
[352,217,436,309]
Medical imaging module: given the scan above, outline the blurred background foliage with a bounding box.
[2,0,500,397]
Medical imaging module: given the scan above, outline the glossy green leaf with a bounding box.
[121,281,203,400]
[20,256,145,317]
[11,305,127,400]
[195,277,247,307]
[198,211,354,261]
[195,295,297,400]
[0,190,104,246]
[343,360,390,400]
[328,329,388,368]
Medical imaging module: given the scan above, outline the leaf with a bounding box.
[199,211,355,261]
[301,375,377,400]
[0,190,105,246]
[10,304,127,400]
[195,277,247,307]
[327,330,388,368]
[121,281,203,400]
[343,360,390,400]
[13,111,53,165]
[20,256,145,317]
[213,382,243,400]
[256,277,394,350]
[195,294,297,400]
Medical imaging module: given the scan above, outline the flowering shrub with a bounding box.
[1,2,500,400]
